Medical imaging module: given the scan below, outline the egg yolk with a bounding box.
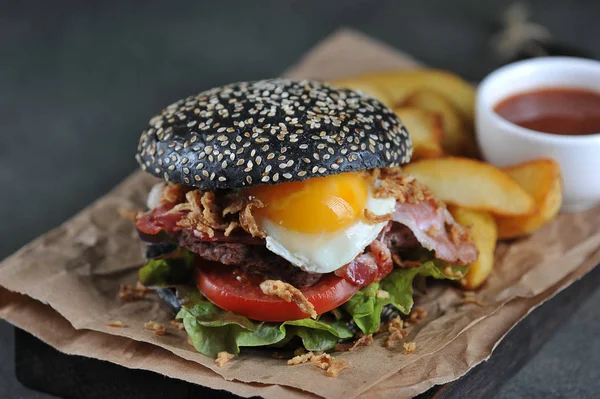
[248,172,369,234]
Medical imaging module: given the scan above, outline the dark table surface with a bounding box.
[2,1,600,398]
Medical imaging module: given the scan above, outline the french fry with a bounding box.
[340,69,475,123]
[495,159,563,239]
[329,78,394,107]
[402,90,474,156]
[393,107,444,160]
[449,206,497,290]
[403,157,536,216]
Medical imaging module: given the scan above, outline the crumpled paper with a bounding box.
[1,29,599,399]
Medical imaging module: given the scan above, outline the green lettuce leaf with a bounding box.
[342,282,386,334]
[138,250,194,287]
[148,249,466,357]
[176,290,353,358]
[343,258,467,335]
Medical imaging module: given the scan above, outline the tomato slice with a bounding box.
[196,263,360,322]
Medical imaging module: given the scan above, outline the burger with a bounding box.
[134,79,477,358]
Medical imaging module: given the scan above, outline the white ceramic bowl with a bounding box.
[476,57,600,212]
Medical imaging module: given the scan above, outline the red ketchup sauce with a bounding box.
[494,87,600,136]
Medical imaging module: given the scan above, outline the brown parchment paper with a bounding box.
[1,28,600,399]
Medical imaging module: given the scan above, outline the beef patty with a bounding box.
[177,230,322,288]
[178,223,418,288]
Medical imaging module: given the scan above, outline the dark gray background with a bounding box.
[1,1,599,398]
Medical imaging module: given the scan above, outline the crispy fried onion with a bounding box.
[366,167,434,204]
[173,191,230,238]
[215,351,235,367]
[288,352,349,377]
[384,316,408,348]
[259,280,317,319]
[144,321,166,336]
[364,209,393,224]
[288,351,314,365]
[162,182,186,204]
[311,353,349,377]
[239,198,266,238]
[403,341,417,354]
[162,184,266,238]
[335,334,374,352]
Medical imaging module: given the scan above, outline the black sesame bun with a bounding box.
[136,79,412,189]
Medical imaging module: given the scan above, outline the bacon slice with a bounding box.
[335,253,378,286]
[392,200,478,265]
[136,204,187,235]
[334,240,394,286]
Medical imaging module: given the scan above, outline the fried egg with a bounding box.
[248,172,395,274]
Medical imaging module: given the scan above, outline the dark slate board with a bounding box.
[14,263,599,399]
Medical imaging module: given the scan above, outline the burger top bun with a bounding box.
[136,79,412,189]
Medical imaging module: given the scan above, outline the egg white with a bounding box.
[147,182,166,209]
[263,191,396,274]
